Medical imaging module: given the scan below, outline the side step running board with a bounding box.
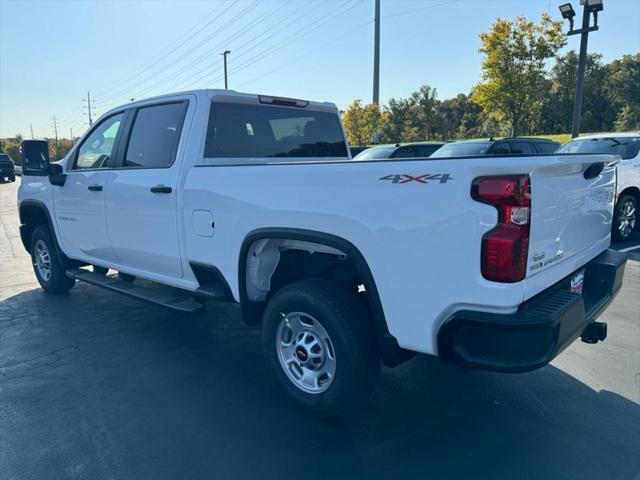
[66,268,205,313]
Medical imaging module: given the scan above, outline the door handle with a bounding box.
[87,185,103,191]
[150,185,172,194]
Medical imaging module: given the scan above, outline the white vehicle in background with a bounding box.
[17,89,627,417]
[558,133,640,241]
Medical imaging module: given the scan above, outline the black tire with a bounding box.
[30,225,76,294]
[612,194,638,241]
[93,265,109,275]
[262,279,380,418]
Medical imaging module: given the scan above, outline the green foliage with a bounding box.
[472,14,566,136]
[0,135,75,165]
[342,99,388,146]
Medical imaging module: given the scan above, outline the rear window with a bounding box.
[430,142,493,158]
[0,154,13,164]
[204,102,347,158]
[557,136,640,160]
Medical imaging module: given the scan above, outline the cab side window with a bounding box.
[490,142,510,154]
[123,102,187,168]
[509,142,535,154]
[75,113,124,169]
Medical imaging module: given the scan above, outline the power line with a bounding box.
[166,1,321,92]
[114,0,276,101]
[215,1,365,86]
[94,0,240,98]
[239,20,373,89]
[96,0,259,107]
[381,0,459,20]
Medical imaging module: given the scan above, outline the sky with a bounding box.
[0,0,638,139]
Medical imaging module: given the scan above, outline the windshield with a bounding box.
[558,136,640,160]
[430,141,493,158]
[353,146,396,160]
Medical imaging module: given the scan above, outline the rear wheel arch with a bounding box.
[237,229,411,367]
[618,186,640,204]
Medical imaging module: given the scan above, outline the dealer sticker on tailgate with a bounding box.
[570,271,585,295]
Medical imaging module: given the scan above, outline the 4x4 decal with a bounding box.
[379,173,453,184]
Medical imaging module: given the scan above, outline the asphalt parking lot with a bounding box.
[1,177,639,480]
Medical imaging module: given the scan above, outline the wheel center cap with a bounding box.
[295,346,308,362]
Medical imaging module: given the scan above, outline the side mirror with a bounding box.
[21,140,50,176]
[48,163,66,186]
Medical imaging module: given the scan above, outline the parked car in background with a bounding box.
[0,153,16,182]
[558,133,640,241]
[353,142,445,160]
[349,146,370,157]
[431,137,560,158]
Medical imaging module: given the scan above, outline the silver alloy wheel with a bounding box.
[276,312,336,394]
[618,199,637,239]
[34,239,52,282]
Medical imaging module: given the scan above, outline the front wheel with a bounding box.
[30,225,76,294]
[262,279,380,417]
[613,194,637,241]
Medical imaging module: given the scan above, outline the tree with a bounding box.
[540,51,616,134]
[342,99,387,146]
[380,97,414,143]
[605,53,640,131]
[614,105,640,131]
[472,14,566,136]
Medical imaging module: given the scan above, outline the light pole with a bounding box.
[221,50,231,89]
[559,0,603,138]
[372,0,380,105]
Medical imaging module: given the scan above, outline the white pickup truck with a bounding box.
[18,90,626,416]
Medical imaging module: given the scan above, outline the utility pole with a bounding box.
[83,91,94,126]
[70,128,74,143]
[559,0,603,138]
[51,115,59,160]
[221,50,231,89]
[30,124,34,139]
[372,0,380,105]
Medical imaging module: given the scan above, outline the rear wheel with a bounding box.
[613,194,637,241]
[262,279,380,417]
[30,225,76,294]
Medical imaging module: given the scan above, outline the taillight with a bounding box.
[471,175,531,282]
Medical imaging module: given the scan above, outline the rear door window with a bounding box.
[413,145,441,157]
[123,102,187,168]
[490,142,511,154]
[390,146,418,159]
[508,142,535,154]
[204,102,348,158]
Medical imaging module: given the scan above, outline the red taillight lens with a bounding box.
[471,175,531,282]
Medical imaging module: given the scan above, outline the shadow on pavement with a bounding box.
[0,284,638,480]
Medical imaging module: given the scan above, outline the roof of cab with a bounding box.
[107,89,338,114]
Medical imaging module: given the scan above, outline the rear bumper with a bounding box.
[438,249,627,373]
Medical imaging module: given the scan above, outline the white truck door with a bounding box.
[104,101,188,279]
[53,112,126,263]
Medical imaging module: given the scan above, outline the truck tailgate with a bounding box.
[525,154,617,298]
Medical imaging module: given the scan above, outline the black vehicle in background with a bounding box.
[353,142,445,160]
[0,153,16,182]
[430,137,560,158]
